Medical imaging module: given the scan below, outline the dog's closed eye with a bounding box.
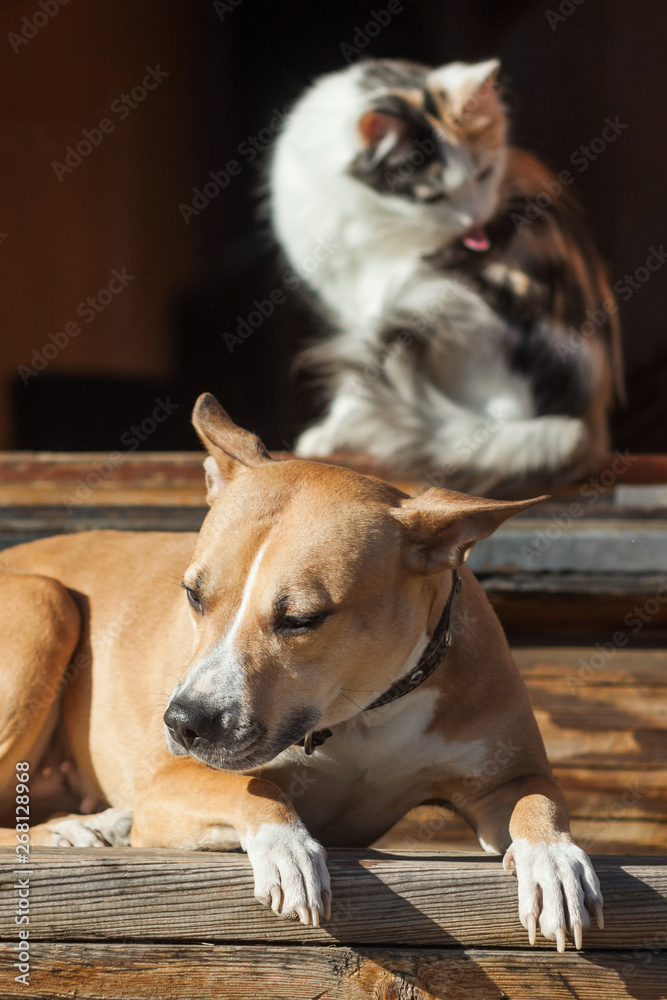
[275,611,330,636]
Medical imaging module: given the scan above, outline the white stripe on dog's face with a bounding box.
[178,541,269,703]
[224,540,269,649]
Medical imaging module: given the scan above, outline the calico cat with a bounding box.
[270,58,624,497]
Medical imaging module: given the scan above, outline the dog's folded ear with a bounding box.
[392,489,547,573]
[192,393,272,504]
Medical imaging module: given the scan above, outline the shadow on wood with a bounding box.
[1,849,666,998]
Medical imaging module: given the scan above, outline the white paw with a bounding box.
[241,821,331,926]
[295,424,336,458]
[504,837,603,951]
[48,808,134,848]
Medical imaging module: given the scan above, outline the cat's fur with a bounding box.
[270,58,623,497]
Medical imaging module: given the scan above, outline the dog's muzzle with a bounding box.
[163,698,266,765]
[163,699,320,770]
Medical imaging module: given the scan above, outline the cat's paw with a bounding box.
[504,837,603,950]
[295,424,338,458]
[241,821,331,926]
[47,808,133,847]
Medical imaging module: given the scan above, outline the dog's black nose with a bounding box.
[163,700,217,750]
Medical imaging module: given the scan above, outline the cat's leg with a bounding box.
[297,360,591,490]
[426,408,592,495]
[296,374,399,458]
[297,359,596,496]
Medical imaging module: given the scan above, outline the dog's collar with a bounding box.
[297,569,461,755]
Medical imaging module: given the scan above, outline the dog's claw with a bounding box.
[594,901,604,930]
[573,921,583,950]
[270,885,283,913]
[502,847,515,873]
[556,927,566,953]
[527,913,536,946]
[296,904,310,925]
[310,905,320,927]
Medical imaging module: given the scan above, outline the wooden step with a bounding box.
[0,849,664,999]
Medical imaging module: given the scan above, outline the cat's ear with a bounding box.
[359,110,414,160]
[429,59,501,119]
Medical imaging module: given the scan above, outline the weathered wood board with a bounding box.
[1,849,665,946]
[1,944,666,1000]
[2,451,666,506]
[0,850,665,999]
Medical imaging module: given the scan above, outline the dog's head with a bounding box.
[163,393,544,770]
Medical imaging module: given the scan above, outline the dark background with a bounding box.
[2,0,665,454]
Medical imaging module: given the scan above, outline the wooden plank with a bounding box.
[551,769,667,820]
[467,519,667,575]
[485,572,667,595]
[514,648,667,684]
[525,681,667,729]
[490,592,667,645]
[0,506,205,552]
[379,810,667,856]
[0,943,666,1000]
[3,507,667,605]
[0,850,665,949]
[1,451,666,508]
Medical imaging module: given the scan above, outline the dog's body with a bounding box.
[0,394,602,947]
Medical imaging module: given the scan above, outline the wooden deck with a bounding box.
[0,849,666,998]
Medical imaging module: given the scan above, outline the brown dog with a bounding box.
[0,393,602,947]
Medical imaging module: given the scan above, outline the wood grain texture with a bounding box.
[1,943,666,1000]
[0,850,665,949]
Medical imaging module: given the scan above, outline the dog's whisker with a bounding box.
[149,572,186,587]
[338,691,365,712]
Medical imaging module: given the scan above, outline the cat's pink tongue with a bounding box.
[462,225,490,252]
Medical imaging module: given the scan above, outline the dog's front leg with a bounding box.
[132,758,330,925]
[469,775,603,950]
